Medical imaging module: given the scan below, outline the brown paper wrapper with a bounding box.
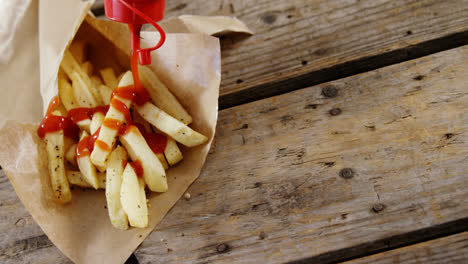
[159,15,254,36]
[0,0,238,263]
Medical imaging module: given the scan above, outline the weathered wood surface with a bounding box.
[344,231,468,264]
[0,169,71,263]
[161,0,468,108]
[132,46,468,263]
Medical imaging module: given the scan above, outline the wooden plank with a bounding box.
[164,0,468,108]
[0,170,71,263]
[133,46,468,263]
[344,231,468,264]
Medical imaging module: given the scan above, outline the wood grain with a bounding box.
[134,46,468,263]
[163,0,468,108]
[344,231,468,264]
[0,170,71,264]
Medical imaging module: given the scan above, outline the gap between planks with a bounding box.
[287,218,468,264]
[219,30,468,110]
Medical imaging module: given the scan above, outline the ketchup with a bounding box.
[110,98,132,124]
[131,51,150,106]
[37,96,80,141]
[121,159,144,178]
[76,128,101,158]
[133,123,167,154]
[68,105,109,123]
[129,160,144,178]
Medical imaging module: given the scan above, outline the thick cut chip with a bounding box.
[76,118,91,133]
[58,75,77,111]
[45,111,72,203]
[81,61,93,76]
[120,164,148,228]
[90,112,105,135]
[100,68,118,89]
[65,143,77,167]
[164,137,183,166]
[98,84,113,105]
[61,50,102,105]
[70,70,98,107]
[90,72,133,170]
[139,66,192,124]
[76,131,99,189]
[136,102,207,147]
[119,125,167,192]
[67,171,106,189]
[106,146,129,230]
[157,153,169,170]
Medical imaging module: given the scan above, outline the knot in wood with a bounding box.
[373,203,385,213]
[329,108,342,116]
[322,86,338,98]
[217,243,229,253]
[339,168,354,179]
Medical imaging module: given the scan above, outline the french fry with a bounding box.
[90,72,133,170]
[70,70,98,107]
[69,40,87,63]
[136,102,207,147]
[54,104,68,117]
[157,153,169,170]
[117,72,125,84]
[58,75,78,111]
[61,50,102,105]
[132,111,169,169]
[45,110,72,203]
[98,84,113,105]
[61,50,91,87]
[91,75,103,86]
[120,164,148,228]
[100,68,118,89]
[76,119,91,133]
[90,112,105,135]
[119,125,167,192]
[81,61,93,76]
[139,66,192,125]
[65,143,77,167]
[76,131,99,189]
[164,137,183,166]
[106,146,129,230]
[67,171,106,189]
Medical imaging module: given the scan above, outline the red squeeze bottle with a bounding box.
[104,0,166,65]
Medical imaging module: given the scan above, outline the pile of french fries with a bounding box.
[44,40,207,229]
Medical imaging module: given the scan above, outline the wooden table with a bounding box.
[1,0,468,263]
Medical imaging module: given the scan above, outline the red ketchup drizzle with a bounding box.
[129,160,144,178]
[121,160,143,178]
[37,96,80,141]
[110,98,132,125]
[131,51,150,106]
[76,128,101,158]
[68,105,109,123]
[133,123,167,154]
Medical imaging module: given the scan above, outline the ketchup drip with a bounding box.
[37,96,80,141]
[129,160,144,178]
[76,128,101,158]
[121,159,144,178]
[68,105,109,123]
[133,123,167,154]
[131,51,151,106]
